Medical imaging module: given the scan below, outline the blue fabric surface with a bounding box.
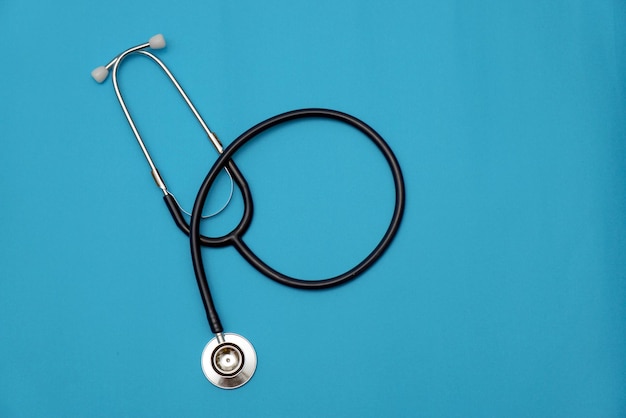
[1,1,625,416]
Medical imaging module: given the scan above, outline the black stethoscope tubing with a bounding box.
[164,108,406,334]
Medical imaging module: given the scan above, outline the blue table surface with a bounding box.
[1,1,625,417]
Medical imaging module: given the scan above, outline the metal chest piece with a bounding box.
[201,333,257,389]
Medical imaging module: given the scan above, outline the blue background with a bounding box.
[1,1,625,417]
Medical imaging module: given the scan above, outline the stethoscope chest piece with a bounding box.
[201,333,257,389]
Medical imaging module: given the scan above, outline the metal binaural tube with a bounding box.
[108,43,225,193]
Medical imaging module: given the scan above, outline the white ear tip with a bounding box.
[91,66,109,83]
[149,34,166,49]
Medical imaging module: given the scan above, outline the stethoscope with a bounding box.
[92,34,405,389]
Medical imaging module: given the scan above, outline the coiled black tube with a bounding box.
[187,108,405,334]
